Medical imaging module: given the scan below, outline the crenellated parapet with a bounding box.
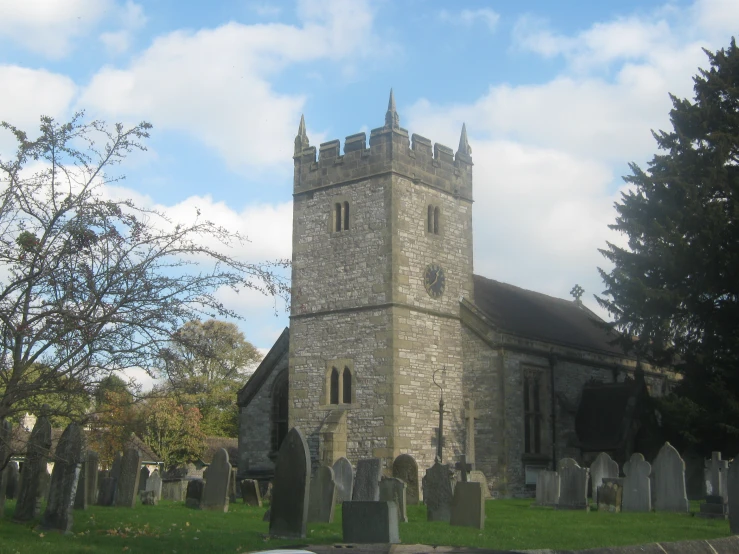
[293,91,473,201]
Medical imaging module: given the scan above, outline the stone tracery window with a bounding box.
[326,360,354,405]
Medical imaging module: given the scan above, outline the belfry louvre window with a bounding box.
[342,367,352,403]
[328,364,353,405]
[330,367,340,404]
[523,374,543,454]
[427,205,440,234]
[334,202,350,232]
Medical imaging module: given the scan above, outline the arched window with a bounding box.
[523,374,543,454]
[343,201,350,231]
[330,367,340,404]
[335,203,342,232]
[342,367,352,404]
[271,372,289,453]
[433,206,440,234]
[428,205,434,233]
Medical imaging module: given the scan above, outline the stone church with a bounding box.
[237,92,671,496]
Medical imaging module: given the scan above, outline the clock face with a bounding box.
[424,264,446,298]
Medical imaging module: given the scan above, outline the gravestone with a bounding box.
[229,467,238,504]
[110,452,123,480]
[469,470,490,499]
[201,448,230,512]
[240,479,262,507]
[535,470,559,507]
[557,461,589,510]
[728,460,739,533]
[622,453,651,512]
[392,454,419,504]
[422,461,455,522]
[73,459,87,510]
[352,458,381,501]
[682,450,704,500]
[380,476,408,523]
[450,481,484,529]
[597,478,623,512]
[40,422,84,534]
[590,452,619,504]
[652,442,689,512]
[161,479,189,501]
[558,458,578,472]
[308,465,337,523]
[0,420,11,517]
[141,490,158,505]
[342,501,400,544]
[39,466,51,502]
[146,469,163,501]
[138,467,150,492]
[115,448,142,508]
[699,494,728,519]
[269,427,311,539]
[332,457,353,504]
[186,478,204,508]
[14,410,52,521]
[6,462,19,500]
[85,451,99,507]
[97,477,117,506]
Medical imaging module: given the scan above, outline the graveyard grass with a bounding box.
[0,499,730,553]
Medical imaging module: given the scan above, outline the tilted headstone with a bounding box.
[0,420,11,517]
[727,461,739,533]
[590,452,619,504]
[146,469,163,501]
[392,454,420,505]
[115,448,142,508]
[269,427,311,539]
[186,478,204,508]
[6,462,19,501]
[557,461,589,510]
[352,458,382,501]
[622,453,651,512]
[240,479,262,507]
[597,478,624,512]
[138,467,150,492]
[535,470,559,506]
[201,448,230,512]
[14,410,52,521]
[342,501,400,544]
[40,422,84,534]
[450,481,484,529]
[73,459,87,510]
[422,461,455,522]
[332,457,353,504]
[308,465,337,523]
[652,442,689,512]
[379,476,408,523]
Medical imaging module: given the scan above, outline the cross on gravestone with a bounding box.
[463,400,478,468]
[455,455,473,483]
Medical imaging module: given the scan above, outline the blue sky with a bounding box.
[1,0,735,385]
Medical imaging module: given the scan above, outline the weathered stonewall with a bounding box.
[728,460,739,533]
[352,458,382,501]
[146,469,163,501]
[269,427,311,539]
[201,448,230,512]
[598,478,623,512]
[240,479,262,507]
[115,448,142,508]
[653,442,689,512]
[422,461,455,522]
[342,501,400,544]
[185,478,204,508]
[0,420,11,517]
[380,476,408,523]
[450,481,484,529]
[332,457,353,504]
[622,453,651,512]
[535,470,560,507]
[557,461,589,510]
[5,462,19,501]
[138,467,150,492]
[308,465,337,523]
[39,422,84,534]
[14,410,52,521]
[590,452,619,504]
[392,454,420,505]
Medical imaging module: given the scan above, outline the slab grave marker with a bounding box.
[240,479,262,507]
[450,481,484,529]
[653,442,689,512]
[557,461,589,510]
[14,409,52,521]
[392,454,419,504]
[229,467,238,503]
[186,478,204,508]
[308,465,337,523]
[590,452,618,504]
[0,420,11,517]
[269,427,310,539]
[558,458,578,472]
[422,461,455,522]
[727,460,739,533]
[115,448,142,508]
[535,470,559,507]
[146,469,163,501]
[622,453,651,512]
[597,478,624,512]
[138,467,150,493]
[380,476,408,523]
[342,501,400,544]
[201,448,230,512]
[352,458,381,501]
[332,457,353,504]
[84,451,99,507]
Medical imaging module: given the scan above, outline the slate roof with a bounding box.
[472,274,628,356]
[237,326,289,407]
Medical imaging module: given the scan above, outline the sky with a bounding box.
[0,0,736,387]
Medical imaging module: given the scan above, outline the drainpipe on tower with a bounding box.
[548,351,558,470]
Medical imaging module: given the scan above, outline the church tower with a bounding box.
[289,91,474,472]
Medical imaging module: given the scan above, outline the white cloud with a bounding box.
[439,8,500,32]
[99,0,147,55]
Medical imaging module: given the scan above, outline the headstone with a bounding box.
[39,422,84,534]
[557,461,589,510]
[308,465,337,523]
[73,460,87,510]
[201,448,230,512]
[558,457,578,472]
[450,481,484,529]
[590,452,619,504]
[380,476,408,523]
[110,452,123,480]
[0,420,11,517]
[535,470,559,507]
[269,427,310,539]
[422,461,455,522]
[682,450,704,500]
[240,479,262,507]
[352,458,381,501]
[146,469,163,501]
[652,442,689,512]
[14,410,52,521]
[622,453,651,512]
[97,477,117,506]
[455,454,473,483]
[699,494,728,519]
[229,467,238,504]
[39,465,51,502]
[115,447,142,508]
[186,478,204,508]
[138,467,150,492]
[727,460,739,533]
[141,490,158,505]
[6,462,19,500]
[597,478,623,512]
[392,454,419,504]
[469,470,490,499]
[85,451,99,507]
[332,457,354,504]
[342,501,400,544]
[161,479,188,501]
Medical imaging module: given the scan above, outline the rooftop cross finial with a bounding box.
[294,114,310,156]
[385,88,400,129]
[457,123,472,156]
[570,284,584,303]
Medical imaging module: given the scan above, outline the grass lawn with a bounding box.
[0,499,730,554]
